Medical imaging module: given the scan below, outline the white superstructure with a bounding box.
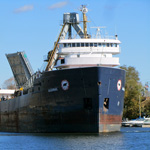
[45,5,121,71]
[55,36,121,69]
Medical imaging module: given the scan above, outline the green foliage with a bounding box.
[120,65,143,119]
[143,100,150,117]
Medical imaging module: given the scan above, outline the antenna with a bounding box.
[80,5,88,38]
[80,5,88,13]
[115,25,117,35]
[91,26,106,38]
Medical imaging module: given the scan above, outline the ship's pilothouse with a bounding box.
[55,37,121,68]
[45,5,121,71]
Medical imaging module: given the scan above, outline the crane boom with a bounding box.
[45,24,66,71]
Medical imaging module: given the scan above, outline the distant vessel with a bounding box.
[142,118,150,127]
[0,5,125,133]
[122,118,144,127]
[122,118,150,127]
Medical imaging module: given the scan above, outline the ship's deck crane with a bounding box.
[45,5,89,71]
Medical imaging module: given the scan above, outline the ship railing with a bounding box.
[63,34,117,40]
[23,72,39,90]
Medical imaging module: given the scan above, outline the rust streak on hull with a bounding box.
[100,114,122,124]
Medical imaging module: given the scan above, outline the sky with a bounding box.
[0,0,150,88]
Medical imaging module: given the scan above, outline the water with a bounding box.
[0,127,150,150]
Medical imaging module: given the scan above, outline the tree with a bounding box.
[3,77,16,89]
[144,102,150,117]
[142,98,150,117]
[120,65,143,119]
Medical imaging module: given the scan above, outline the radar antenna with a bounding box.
[91,26,106,38]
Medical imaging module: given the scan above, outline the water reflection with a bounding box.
[0,128,150,150]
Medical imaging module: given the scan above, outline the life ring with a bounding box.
[61,80,69,91]
[117,80,122,91]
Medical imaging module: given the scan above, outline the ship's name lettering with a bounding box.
[48,88,58,92]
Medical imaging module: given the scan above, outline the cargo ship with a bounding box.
[0,5,125,133]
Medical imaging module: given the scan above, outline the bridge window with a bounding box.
[110,43,113,47]
[94,43,97,47]
[68,43,71,47]
[114,43,117,47]
[85,43,89,47]
[72,43,75,47]
[98,43,101,47]
[103,43,106,47]
[90,43,93,47]
[62,42,108,48]
[64,43,67,47]
[81,43,84,47]
[77,43,80,47]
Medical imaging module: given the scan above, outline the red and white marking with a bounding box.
[117,80,122,91]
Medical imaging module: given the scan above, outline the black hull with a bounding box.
[0,67,125,133]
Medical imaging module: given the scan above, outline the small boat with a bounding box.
[122,118,145,127]
[142,118,150,128]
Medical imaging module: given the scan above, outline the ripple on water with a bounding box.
[0,128,150,150]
